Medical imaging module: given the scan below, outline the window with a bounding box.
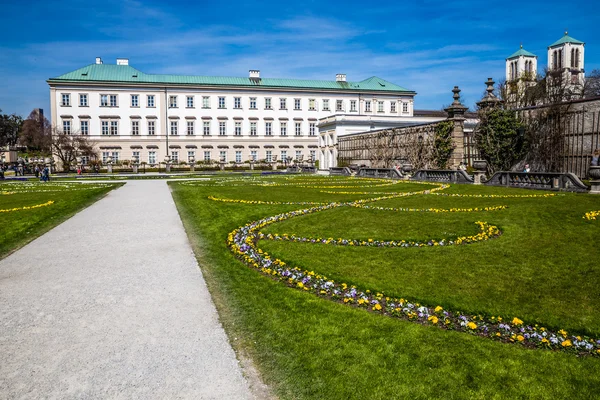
[171,151,179,163]
[296,150,302,160]
[350,100,357,112]
[170,121,178,135]
[323,99,330,111]
[295,122,301,136]
[336,100,343,112]
[310,150,316,162]
[250,150,257,161]
[365,100,371,112]
[110,95,117,107]
[169,96,177,108]
[131,120,139,135]
[110,121,118,135]
[61,94,70,106]
[131,95,139,107]
[281,150,287,161]
[234,121,241,136]
[218,97,225,108]
[131,152,140,163]
[148,151,156,164]
[250,97,257,109]
[248,121,256,136]
[187,121,195,135]
[309,99,316,110]
[79,94,88,107]
[63,120,71,134]
[280,122,287,136]
[102,152,110,163]
[309,122,316,136]
[111,151,119,162]
[294,98,301,110]
[147,95,155,107]
[219,121,226,136]
[148,120,155,135]
[235,151,242,163]
[203,96,211,108]
[80,120,89,135]
[390,102,396,113]
[265,122,272,136]
[280,98,287,110]
[203,121,210,136]
[101,120,109,135]
[378,101,384,112]
[187,151,195,162]
[402,102,408,113]
[219,151,227,162]
[265,98,272,109]
[234,97,241,109]
[100,95,108,107]
[266,150,272,162]
[204,151,211,161]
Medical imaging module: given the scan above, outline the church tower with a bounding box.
[547,31,585,91]
[506,45,537,83]
[505,45,537,104]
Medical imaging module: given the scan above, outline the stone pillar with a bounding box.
[444,86,468,170]
[219,162,225,171]
[249,161,255,170]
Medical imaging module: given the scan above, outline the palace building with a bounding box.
[48,58,436,168]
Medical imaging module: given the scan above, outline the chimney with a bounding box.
[95,57,103,65]
[336,73,347,82]
[116,58,129,66]
[249,70,260,79]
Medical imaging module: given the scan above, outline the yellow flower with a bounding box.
[428,316,438,324]
[558,329,567,337]
[297,282,304,288]
[434,306,443,313]
[373,304,382,311]
[561,340,572,347]
[517,335,524,342]
[467,322,477,330]
[512,317,523,326]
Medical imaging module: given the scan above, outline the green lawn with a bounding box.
[0,181,121,258]
[170,175,600,399]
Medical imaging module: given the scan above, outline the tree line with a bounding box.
[0,109,95,171]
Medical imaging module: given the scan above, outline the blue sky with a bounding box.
[1,0,598,121]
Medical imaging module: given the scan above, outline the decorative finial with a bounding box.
[520,43,523,49]
[452,86,461,105]
[565,30,568,36]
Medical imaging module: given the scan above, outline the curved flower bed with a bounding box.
[208,196,326,206]
[208,176,600,356]
[259,221,500,248]
[351,204,508,213]
[0,200,54,213]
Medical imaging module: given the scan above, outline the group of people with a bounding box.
[36,165,51,182]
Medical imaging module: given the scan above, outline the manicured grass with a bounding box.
[0,182,121,259]
[170,176,600,399]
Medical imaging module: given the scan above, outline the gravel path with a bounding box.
[0,180,253,399]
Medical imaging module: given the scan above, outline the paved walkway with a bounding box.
[0,181,253,399]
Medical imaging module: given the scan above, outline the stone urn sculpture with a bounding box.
[106,157,113,174]
[164,156,172,173]
[132,156,140,174]
[589,166,600,194]
[189,156,195,172]
[472,159,487,185]
[472,160,488,171]
[271,155,278,171]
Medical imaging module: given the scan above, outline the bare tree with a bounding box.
[51,128,98,172]
[582,69,600,98]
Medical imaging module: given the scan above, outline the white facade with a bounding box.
[48,58,417,168]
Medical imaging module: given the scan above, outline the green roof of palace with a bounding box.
[48,64,414,93]
[507,47,537,59]
[549,33,584,47]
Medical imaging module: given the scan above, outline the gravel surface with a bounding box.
[0,180,253,399]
